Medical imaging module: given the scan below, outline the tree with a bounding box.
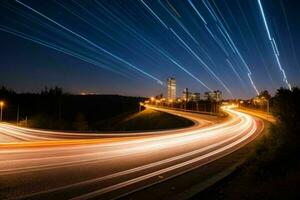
[41,86,63,96]
[0,86,15,96]
[258,90,271,100]
[272,87,300,126]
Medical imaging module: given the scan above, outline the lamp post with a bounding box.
[0,101,4,121]
[255,97,270,118]
[263,98,270,118]
[266,99,269,119]
[17,104,19,124]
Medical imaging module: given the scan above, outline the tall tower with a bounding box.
[183,88,191,101]
[167,77,176,100]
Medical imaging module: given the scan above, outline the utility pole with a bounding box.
[0,101,4,121]
[266,99,269,119]
[17,104,20,124]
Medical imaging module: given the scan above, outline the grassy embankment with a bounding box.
[192,87,300,200]
[97,108,194,131]
[0,86,195,131]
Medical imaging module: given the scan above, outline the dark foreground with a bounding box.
[193,87,300,200]
[0,106,263,200]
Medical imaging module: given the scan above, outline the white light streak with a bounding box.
[139,0,168,29]
[170,28,232,94]
[0,26,132,78]
[201,3,259,95]
[226,59,248,88]
[187,0,207,25]
[16,0,164,85]
[257,0,292,90]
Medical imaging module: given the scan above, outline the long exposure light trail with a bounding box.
[139,0,216,90]
[236,0,276,89]
[0,106,263,199]
[0,0,297,97]
[188,0,207,25]
[0,0,298,98]
[257,0,292,90]
[200,0,260,94]
[226,59,248,89]
[279,0,300,72]
[139,0,168,29]
[204,25,229,57]
[16,0,164,85]
[140,0,237,94]
[158,0,200,45]
[170,28,232,95]
[0,26,135,79]
[3,1,141,80]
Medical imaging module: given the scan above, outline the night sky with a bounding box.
[1,0,300,99]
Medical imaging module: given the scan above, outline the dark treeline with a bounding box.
[239,87,300,198]
[264,87,300,157]
[236,90,272,112]
[197,87,300,200]
[0,86,145,131]
[242,87,300,180]
[264,87,300,170]
[242,87,300,198]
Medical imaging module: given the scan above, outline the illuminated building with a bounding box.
[167,77,176,100]
[204,90,222,102]
[191,93,201,102]
[182,88,192,101]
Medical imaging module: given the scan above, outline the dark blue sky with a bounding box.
[0,0,300,98]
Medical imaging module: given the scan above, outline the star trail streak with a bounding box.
[0,0,299,97]
[170,28,232,94]
[200,0,260,94]
[279,0,300,72]
[16,0,164,85]
[257,0,292,90]
[139,0,214,90]
[187,0,207,25]
[139,0,168,29]
[0,26,132,79]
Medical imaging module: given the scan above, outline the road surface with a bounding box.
[0,105,264,200]
[236,107,276,124]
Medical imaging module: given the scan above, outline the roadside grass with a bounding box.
[192,121,300,200]
[95,108,194,131]
[192,88,300,200]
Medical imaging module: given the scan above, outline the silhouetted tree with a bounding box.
[0,86,15,96]
[258,90,271,100]
[273,87,300,129]
[0,85,145,130]
[41,86,63,96]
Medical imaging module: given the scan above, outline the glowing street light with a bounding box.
[261,97,270,116]
[254,97,269,116]
[0,101,4,121]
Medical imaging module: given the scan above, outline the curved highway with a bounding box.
[0,105,264,200]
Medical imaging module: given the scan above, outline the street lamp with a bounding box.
[261,97,270,117]
[0,101,4,121]
[254,97,269,117]
[150,97,155,104]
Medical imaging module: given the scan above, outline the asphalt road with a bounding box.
[0,105,264,200]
